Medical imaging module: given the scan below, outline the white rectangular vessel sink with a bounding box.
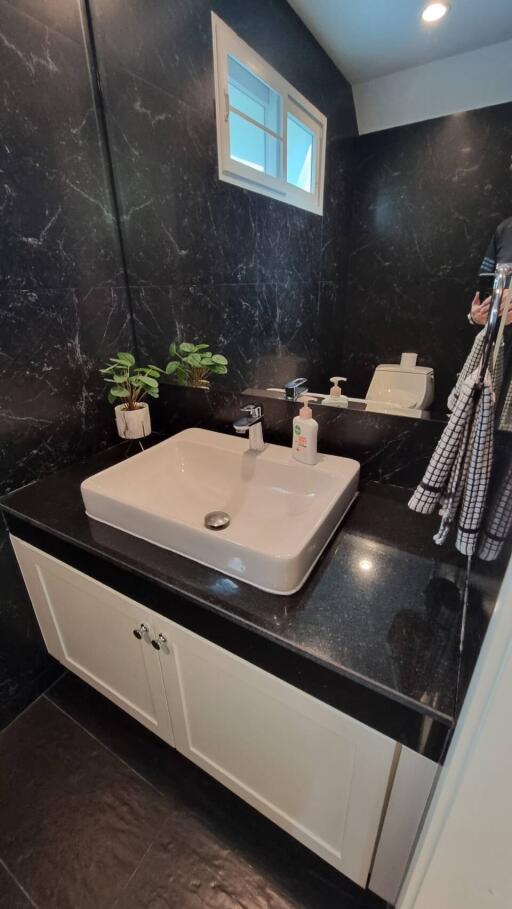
[81,429,359,595]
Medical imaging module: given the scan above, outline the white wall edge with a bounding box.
[353,38,512,135]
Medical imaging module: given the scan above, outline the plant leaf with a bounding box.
[211,354,228,365]
[110,386,130,397]
[165,361,179,375]
[210,364,227,374]
[179,342,195,353]
[116,352,135,366]
[185,353,202,367]
[195,344,210,351]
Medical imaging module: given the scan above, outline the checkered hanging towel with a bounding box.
[409,369,495,555]
[447,328,503,412]
[478,459,512,561]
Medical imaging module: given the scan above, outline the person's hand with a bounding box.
[470,293,491,326]
[470,291,512,326]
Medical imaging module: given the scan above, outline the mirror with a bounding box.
[87,1,512,428]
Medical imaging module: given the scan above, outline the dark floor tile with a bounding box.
[0,862,34,909]
[113,809,346,909]
[48,674,378,908]
[0,697,170,909]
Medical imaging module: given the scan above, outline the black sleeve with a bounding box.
[479,233,498,275]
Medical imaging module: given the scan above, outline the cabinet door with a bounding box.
[155,616,396,886]
[11,537,174,745]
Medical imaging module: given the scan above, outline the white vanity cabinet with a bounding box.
[155,614,396,884]
[10,536,435,897]
[11,536,174,745]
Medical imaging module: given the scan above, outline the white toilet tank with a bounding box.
[366,353,434,416]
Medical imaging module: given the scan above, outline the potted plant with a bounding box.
[165,342,228,389]
[100,352,162,439]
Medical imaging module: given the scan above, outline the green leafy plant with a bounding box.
[100,352,162,409]
[165,342,228,388]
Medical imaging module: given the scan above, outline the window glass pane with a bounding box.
[229,84,265,126]
[287,114,315,193]
[228,54,282,136]
[229,111,281,177]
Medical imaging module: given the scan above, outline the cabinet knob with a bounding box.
[151,633,167,651]
[133,623,149,640]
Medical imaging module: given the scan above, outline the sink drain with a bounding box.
[204,511,231,531]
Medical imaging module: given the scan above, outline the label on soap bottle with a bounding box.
[294,424,307,452]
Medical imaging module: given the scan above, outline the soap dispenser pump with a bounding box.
[292,394,318,465]
[323,376,348,408]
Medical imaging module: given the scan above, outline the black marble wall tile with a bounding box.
[0,287,133,495]
[256,282,321,388]
[133,281,336,392]
[0,1,133,728]
[317,281,346,389]
[0,0,122,290]
[3,0,85,43]
[94,60,326,290]
[345,102,512,408]
[88,0,357,391]
[133,284,267,390]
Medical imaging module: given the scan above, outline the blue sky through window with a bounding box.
[287,115,314,193]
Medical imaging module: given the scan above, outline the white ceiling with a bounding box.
[287,0,512,83]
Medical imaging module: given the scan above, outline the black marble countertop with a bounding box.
[1,437,497,760]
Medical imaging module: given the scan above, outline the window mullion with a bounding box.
[228,105,282,142]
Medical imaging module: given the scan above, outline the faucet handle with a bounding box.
[241,402,263,418]
[284,377,308,400]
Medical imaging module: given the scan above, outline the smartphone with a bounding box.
[478,274,512,303]
[478,275,494,302]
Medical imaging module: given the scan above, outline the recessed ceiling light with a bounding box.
[422,3,449,23]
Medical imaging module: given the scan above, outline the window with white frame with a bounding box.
[211,13,327,216]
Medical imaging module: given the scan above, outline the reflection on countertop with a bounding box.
[1,438,499,760]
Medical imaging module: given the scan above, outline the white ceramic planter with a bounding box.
[115,403,151,440]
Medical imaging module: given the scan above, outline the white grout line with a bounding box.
[108,839,156,909]
[0,857,40,909]
[0,691,48,740]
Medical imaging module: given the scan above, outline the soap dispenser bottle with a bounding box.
[322,376,348,408]
[292,395,318,465]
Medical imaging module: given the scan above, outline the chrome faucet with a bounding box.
[233,403,265,451]
[284,377,308,401]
